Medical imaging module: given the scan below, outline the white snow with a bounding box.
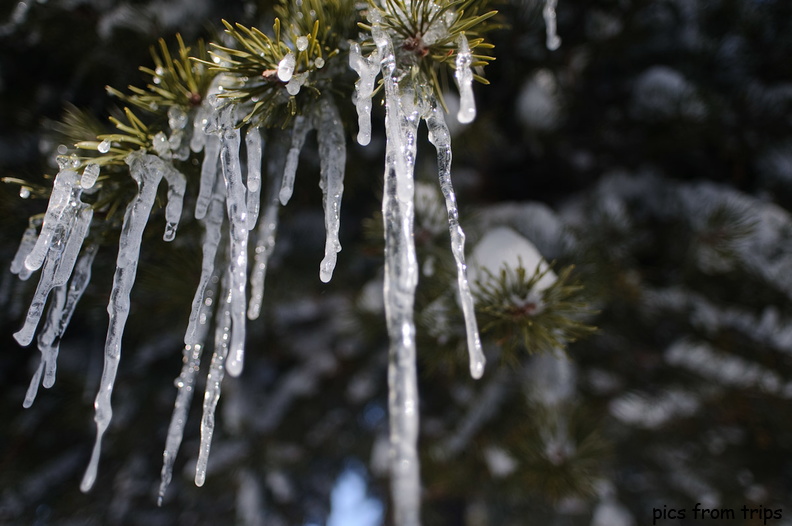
[469,226,557,291]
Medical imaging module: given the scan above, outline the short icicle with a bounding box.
[210,103,249,378]
[195,272,233,487]
[245,126,263,230]
[279,115,312,206]
[424,97,485,379]
[11,221,39,281]
[161,164,187,242]
[316,96,346,283]
[543,0,562,51]
[81,151,165,493]
[373,17,423,526]
[455,34,476,124]
[349,42,381,146]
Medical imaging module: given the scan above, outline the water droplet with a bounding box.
[97,139,111,153]
[296,36,309,51]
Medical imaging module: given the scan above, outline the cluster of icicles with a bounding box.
[8,2,562,521]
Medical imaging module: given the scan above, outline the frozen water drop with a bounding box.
[81,163,100,189]
[167,106,188,131]
[97,139,111,154]
[153,131,170,158]
[314,57,325,69]
[19,187,30,198]
[277,52,296,82]
[296,36,309,51]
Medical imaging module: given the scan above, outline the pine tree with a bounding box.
[2,1,791,525]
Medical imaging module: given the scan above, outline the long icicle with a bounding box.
[195,271,233,487]
[211,103,249,378]
[248,138,285,321]
[185,175,226,345]
[316,96,346,283]
[373,16,423,526]
[423,97,485,379]
[158,273,219,504]
[160,174,227,502]
[81,151,164,493]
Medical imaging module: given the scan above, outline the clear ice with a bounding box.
[15,168,92,347]
[455,34,476,124]
[373,18,422,526]
[208,103,249,378]
[81,151,166,493]
[316,96,346,283]
[277,52,296,82]
[279,115,312,205]
[349,42,381,146]
[424,98,485,379]
[245,126,263,230]
[195,273,233,487]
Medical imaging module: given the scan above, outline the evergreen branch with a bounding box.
[475,262,597,359]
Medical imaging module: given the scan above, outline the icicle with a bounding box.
[25,243,98,409]
[424,98,485,379]
[316,96,346,283]
[185,175,226,345]
[455,34,476,124]
[277,52,296,82]
[40,243,98,392]
[195,134,221,220]
[209,103,249,378]
[543,0,562,51]
[23,284,66,408]
[24,167,79,272]
[248,141,285,320]
[15,175,90,347]
[349,42,381,146]
[195,274,233,487]
[10,221,39,281]
[162,164,186,241]
[158,276,216,505]
[81,151,164,493]
[373,17,422,526]
[245,126,263,230]
[279,115,312,206]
